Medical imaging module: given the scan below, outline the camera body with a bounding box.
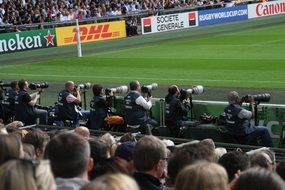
[0,81,11,88]
[242,93,271,103]
[141,83,158,94]
[29,82,49,90]
[76,82,91,90]
[105,85,128,95]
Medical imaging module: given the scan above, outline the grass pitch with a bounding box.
[0,15,285,90]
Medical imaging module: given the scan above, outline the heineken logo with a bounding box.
[0,29,57,54]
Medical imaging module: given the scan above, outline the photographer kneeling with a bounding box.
[56,81,89,127]
[15,79,48,125]
[124,80,158,134]
[165,85,192,137]
[223,91,273,147]
[89,84,115,130]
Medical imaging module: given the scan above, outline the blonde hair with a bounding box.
[175,162,228,190]
[0,160,55,190]
[81,173,139,190]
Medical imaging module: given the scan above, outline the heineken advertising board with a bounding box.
[0,29,57,54]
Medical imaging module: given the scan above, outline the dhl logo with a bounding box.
[64,24,120,44]
[56,21,126,46]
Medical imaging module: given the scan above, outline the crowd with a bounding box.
[0,125,285,190]
[0,0,221,26]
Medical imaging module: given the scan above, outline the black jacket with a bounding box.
[133,172,163,190]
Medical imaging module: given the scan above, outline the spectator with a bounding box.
[44,132,93,190]
[222,91,273,147]
[89,138,119,180]
[0,159,56,190]
[23,129,50,159]
[133,135,168,190]
[0,134,24,166]
[81,173,139,190]
[233,167,285,190]
[174,162,228,190]
[100,133,117,157]
[22,143,36,159]
[218,150,250,189]
[14,79,48,125]
[114,141,136,175]
[167,140,216,189]
[124,80,158,134]
[74,126,90,140]
[250,149,276,172]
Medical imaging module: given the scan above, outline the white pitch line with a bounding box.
[1,72,285,84]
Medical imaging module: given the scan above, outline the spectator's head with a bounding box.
[250,150,275,172]
[129,80,140,91]
[92,84,103,96]
[74,126,90,140]
[0,134,23,166]
[218,151,250,182]
[174,162,228,190]
[22,143,36,159]
[115,141,136,162]
[228,91,239,104]
[18,79,28,91]
[277,160,285,182]
[81,173,139,190]
[167,141,215,185]
[89,138,119,180]
[119,132,137,143]
[100,133,117,157]
[89,138,110,161]
[0,159,56,190]
[44,132,93,179]
[133,135,167,179]
[114,141,136,175]
[23,129,50,159]
[168,85,179,96]
[214,147,227,162]
[65,81,75,92]
[233,167,285,190]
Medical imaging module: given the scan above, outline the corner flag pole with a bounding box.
[76,19,82,57]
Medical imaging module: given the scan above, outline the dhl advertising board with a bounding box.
[56,20,126,46]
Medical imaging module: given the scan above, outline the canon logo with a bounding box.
[256,2,285,16]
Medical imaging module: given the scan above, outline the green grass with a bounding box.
[1,15,285,88]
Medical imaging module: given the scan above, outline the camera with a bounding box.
[105,85,128,95]
[29,82,49,90]
[141,83,158,94]
[0,81,11,88]
[76,83,91,90]
[242,93,271,103]
[180,85,204,101]
[185,85,204,95]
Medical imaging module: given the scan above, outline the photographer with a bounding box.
[14,79,48,125]
[56,81,84,127]
[223,91,273,147]
[1,81,19,123]
[89,84,115,130]
[165,85,192,137]
[124,80,158,134]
